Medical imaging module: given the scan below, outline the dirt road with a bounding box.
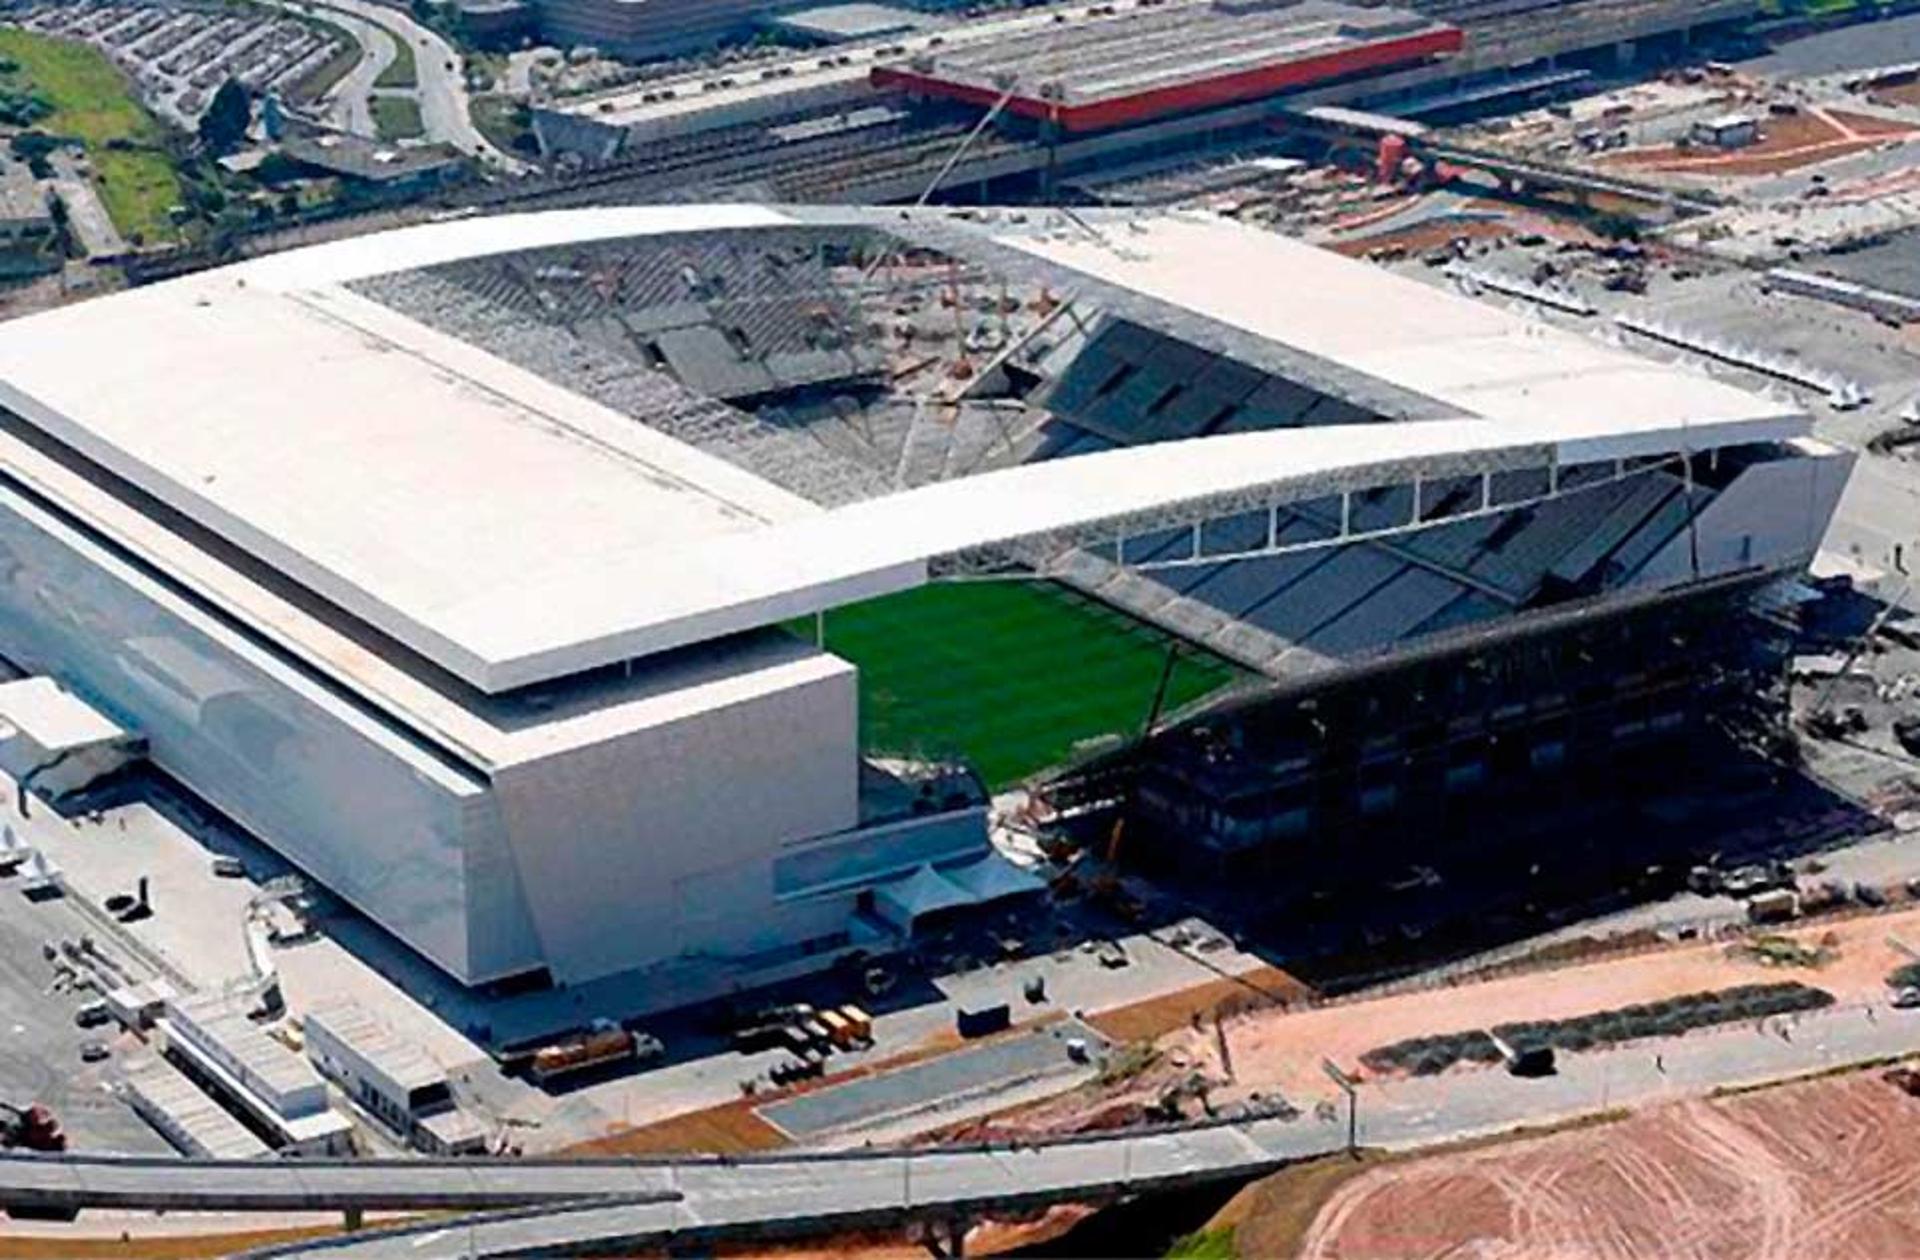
[1297,1071,1920,1260]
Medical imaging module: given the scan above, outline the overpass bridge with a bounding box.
[1426,139,1727,215]
[3,1002,1916,1257]
[0,1116,1323,1258]
[1279,106,1725,215]
[239,1123,1305,1258]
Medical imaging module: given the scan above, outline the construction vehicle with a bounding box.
[769,1052,824,1087]
[0,1101,65,1152]
[728,1002,817,1054]
[838,1005,873,1046]
[798,1015,834,1049]
[1747,888,1800,924]
[817,1008,856,1050]
[1719,861,1794,899]
[529,1021,661,1084]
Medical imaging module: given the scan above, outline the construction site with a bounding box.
[18,0,1920,1257]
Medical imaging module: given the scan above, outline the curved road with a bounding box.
[0,1003,1912,1257]
[315,14,398,139]
[0,1001,1907,1258]
[268,0,526,171]
[247,1004,1920,1257]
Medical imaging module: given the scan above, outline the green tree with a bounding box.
[197,80,251,154]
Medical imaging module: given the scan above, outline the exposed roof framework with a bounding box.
[0,205,1808,695]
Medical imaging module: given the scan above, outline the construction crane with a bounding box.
[1086,645,1183,921]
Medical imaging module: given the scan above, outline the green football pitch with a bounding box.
[800,581,1246,790]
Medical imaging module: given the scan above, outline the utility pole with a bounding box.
[1321,1058,1359,1158]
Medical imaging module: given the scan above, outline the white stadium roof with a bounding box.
[0,206,1808,694]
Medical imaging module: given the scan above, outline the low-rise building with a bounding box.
[770,3,942,44]
[158,995,353,1156]
[304,999,459,1150]
[1691,112,1760,149]
[0,159,52,243]
[0,676,143,800]
[277,129,467,196]
[122,1053,271,1160]
[417,1105,491,1156]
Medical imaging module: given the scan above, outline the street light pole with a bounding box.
[1322,1058,1359,1159]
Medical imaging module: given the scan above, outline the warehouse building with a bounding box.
[874,0,1462,134]
[304,1000,481,1152]
[0,204,1847,1010]
[122,1053,272,1160]
[157,995,353,1155]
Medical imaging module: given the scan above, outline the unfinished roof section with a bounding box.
[0,206,1809,695]
[988,212,1805,462]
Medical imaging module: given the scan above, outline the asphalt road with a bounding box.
[0,999,1909,1257]
[240,1002,1920,1257]
[319,14,398,140]
[0,892,169,1156]
[318,0,519,170]
[1744,13,1920,80]
[254,0,522,170]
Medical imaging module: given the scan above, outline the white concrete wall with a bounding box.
[491,639,859,984]
[0,480,528,983]
[1636,443,1854,587]
[0,476,881,995]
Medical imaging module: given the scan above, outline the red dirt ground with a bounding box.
[1326,218,1513,257]
[1159,905,1920,1103]
[1606,108,1917,177]
[1867,76,1920,111]
[1296,1072,1920,1260]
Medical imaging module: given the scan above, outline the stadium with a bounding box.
[0,204,1848,1006]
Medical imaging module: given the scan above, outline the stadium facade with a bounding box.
[0,205,1848,1001]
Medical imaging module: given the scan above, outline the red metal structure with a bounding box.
[873,14,1462,135]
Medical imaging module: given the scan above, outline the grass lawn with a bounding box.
[0,28,182,242]
[93,149,183,243]
[469,93,534,157]
[805,581,1244,789]
[374,30,417,89]
[371,94,424,142]
[1166,1225,1239,1259]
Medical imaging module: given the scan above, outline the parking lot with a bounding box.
[13,2,343,128]
[756,1018,1107,1141]
[0,878,170,1154]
